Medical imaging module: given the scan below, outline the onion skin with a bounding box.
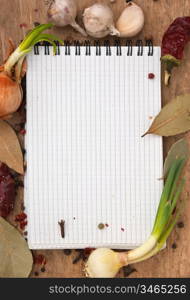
[0,72,22,119]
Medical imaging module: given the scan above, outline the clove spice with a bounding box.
[58,220,65,238]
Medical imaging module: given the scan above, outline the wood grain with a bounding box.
[1,0,190,278]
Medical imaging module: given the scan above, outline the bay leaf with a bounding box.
[0,120,24,174]
[164,138,189,176]
[142,94,190,137]
[0,217,33,278]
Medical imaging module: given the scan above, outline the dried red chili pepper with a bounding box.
[161,17,190,85]
[0,163,16,217]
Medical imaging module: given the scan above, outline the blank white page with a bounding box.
[26,46,163,249]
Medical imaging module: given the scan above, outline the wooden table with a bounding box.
[1,0,190,278]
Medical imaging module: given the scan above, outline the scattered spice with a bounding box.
[34,254,46,265]
[19,23,27,28]
[172,243,177,249]
[34,22,41,27]
[121,227,125,232]
[58,220,65,238]
[123,265,137,277]
[34,272,39,276]
[15,179,24,188]
[24,231,28,236]
[41,267,46,272]
[34,9,39,12]
[20,221,27,230]
[148,116,153,120]
[105,223,109,227]
[98,223,105,230]
[177,221,184,229]
[19,129,26,135]
[63,249,72,256]
[148,73,155,79]
[15,212,27,222]
[21,203,25,211]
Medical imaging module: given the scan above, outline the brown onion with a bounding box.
[0,72,22,119]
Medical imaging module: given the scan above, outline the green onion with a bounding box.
[85,158,186,278]
[4,23,63,77]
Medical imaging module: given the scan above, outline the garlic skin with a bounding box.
[85,248,123,278]
[47,0,87,36]
[116,2,144,38]
[83,4,120,38]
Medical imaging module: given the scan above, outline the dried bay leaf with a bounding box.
[0,217,33,277]
[164,138,189,176]
[0,120,24,174]
[142,94,190,137]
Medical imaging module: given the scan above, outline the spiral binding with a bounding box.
[34,40,154,56]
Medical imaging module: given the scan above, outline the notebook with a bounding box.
[25,41,163,249]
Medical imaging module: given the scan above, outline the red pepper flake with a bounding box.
[121,227,125,232]
[20,220,27,230]
[15,212,27,222]
[34,254,46,265]
[105,223,109,227]
[19,23,27,28]
[19,129,26,135]
[148,73,155,79]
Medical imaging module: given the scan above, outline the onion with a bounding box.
[0,72,22,118]
[0,24,63,119]
[83,3,120,38]
[85,158,186,277]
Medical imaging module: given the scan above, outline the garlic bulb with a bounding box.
[116,2,144,38]
[83,4,120,38]
[47,0,87,36]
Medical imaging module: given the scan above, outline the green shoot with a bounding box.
[4,24,63,77]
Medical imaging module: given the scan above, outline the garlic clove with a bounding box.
[83,4,120,38]
[47,0,87,36]
[116,2,144,38]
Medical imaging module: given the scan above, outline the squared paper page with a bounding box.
[26,46,163,249]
